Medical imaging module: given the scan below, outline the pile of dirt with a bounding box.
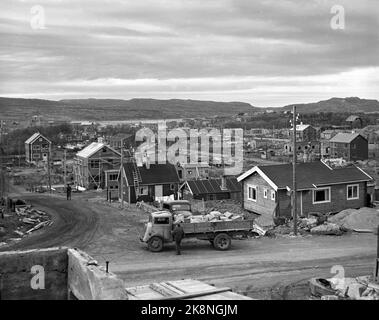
[328,207,379,231]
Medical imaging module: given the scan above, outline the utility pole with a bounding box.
[47,151,52,193]
[63,149,67,186]
[120,139,124,209]
[292,106,298,235]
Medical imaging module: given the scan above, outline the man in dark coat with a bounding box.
[66,184,72,200]
[171,223,185,255]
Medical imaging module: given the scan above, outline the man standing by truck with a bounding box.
[171,223,184,255]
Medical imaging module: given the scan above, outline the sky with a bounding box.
[0,0,378,107]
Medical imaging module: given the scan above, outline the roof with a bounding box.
[329,132,365,143]
[109,133,134,140]
[25,132,51,145]
[237,161,372,190]
[290,124,311,131]
[123,162,180,185]
[76,142,120,158]
[346,115,361,122]
[184,177,240,195]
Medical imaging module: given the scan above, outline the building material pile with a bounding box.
[174,211,244,224]
[309,275,379,300]
[173,211,265,236]
[328,207,379,231]
[0,204,52,246]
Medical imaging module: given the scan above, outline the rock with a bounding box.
[310,223,343,235]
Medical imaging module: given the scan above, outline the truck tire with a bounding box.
[148,236,163,252]
[213,233,231,251]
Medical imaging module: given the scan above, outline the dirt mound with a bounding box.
[328,207,379,230]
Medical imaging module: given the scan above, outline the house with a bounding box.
[179,176,241,201]
[237,161,372,223]
[290,124,318,142]
[106,133,134,152]
[176,163,210,181]
[25,132,52,163]
[346,115,362,128]
[73,142,121,189]
[329,133,368,161]
[118,161,180,204]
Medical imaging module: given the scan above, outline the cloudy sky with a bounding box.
[0,0,378,107]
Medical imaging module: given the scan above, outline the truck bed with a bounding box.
[181,219,255,235]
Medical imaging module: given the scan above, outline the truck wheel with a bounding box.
[148,236,163,252]
[213,233,231,251]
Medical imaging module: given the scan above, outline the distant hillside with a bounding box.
[282,97,379,113]
[0,97,257,121]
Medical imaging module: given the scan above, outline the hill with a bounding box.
[0,97,257,121]
[282,97,379,113]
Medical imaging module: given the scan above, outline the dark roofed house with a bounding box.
[118,161,180,204]
[329,132,368,161]
[179,177,241,201]
[237,161,372,224]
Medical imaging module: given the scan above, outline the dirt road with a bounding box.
[2,192,377,299]
[0,194,100,251]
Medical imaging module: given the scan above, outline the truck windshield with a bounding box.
[154,217,170,224]
[171,204,190,211]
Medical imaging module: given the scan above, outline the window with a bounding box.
[347,184,359,200]
[32,145,40,150]
[313,187,331,204]
[90,160,99,168]
[109,174,118,181]
[247,185,257,201]
[154,217,170,224]
[271,191,276,201]
[263,188,268,198]
[170,183,176,190]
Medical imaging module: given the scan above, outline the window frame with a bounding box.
[263,188,268,199]
[312,187,331,204]
[347,184,359,200]
[271,190,276,201]
[247,184,257,202]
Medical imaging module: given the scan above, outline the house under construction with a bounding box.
[73,142,121,190]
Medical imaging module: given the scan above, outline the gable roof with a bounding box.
[184,177,240,195]
[237,161,372,190]
[329,132,365,143]
[25,132,51,145]
[123,162,180,186]
[76,142,120,158]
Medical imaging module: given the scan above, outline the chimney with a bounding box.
[97,137,103,143]
[220,176,227,190]
[145,154,150,169]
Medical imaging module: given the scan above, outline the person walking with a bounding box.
[66,184,72,200]
[171,223,184,255]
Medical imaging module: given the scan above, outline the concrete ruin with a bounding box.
[0,247,251,300]
[0,247,127,300]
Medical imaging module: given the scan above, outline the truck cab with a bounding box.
[162,200,192,218]
[142,211,174,252]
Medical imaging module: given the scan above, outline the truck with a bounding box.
[141,209,260,252]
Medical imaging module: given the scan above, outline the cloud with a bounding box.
[0,0,378,106]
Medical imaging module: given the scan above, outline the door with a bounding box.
[155,185,163,200]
